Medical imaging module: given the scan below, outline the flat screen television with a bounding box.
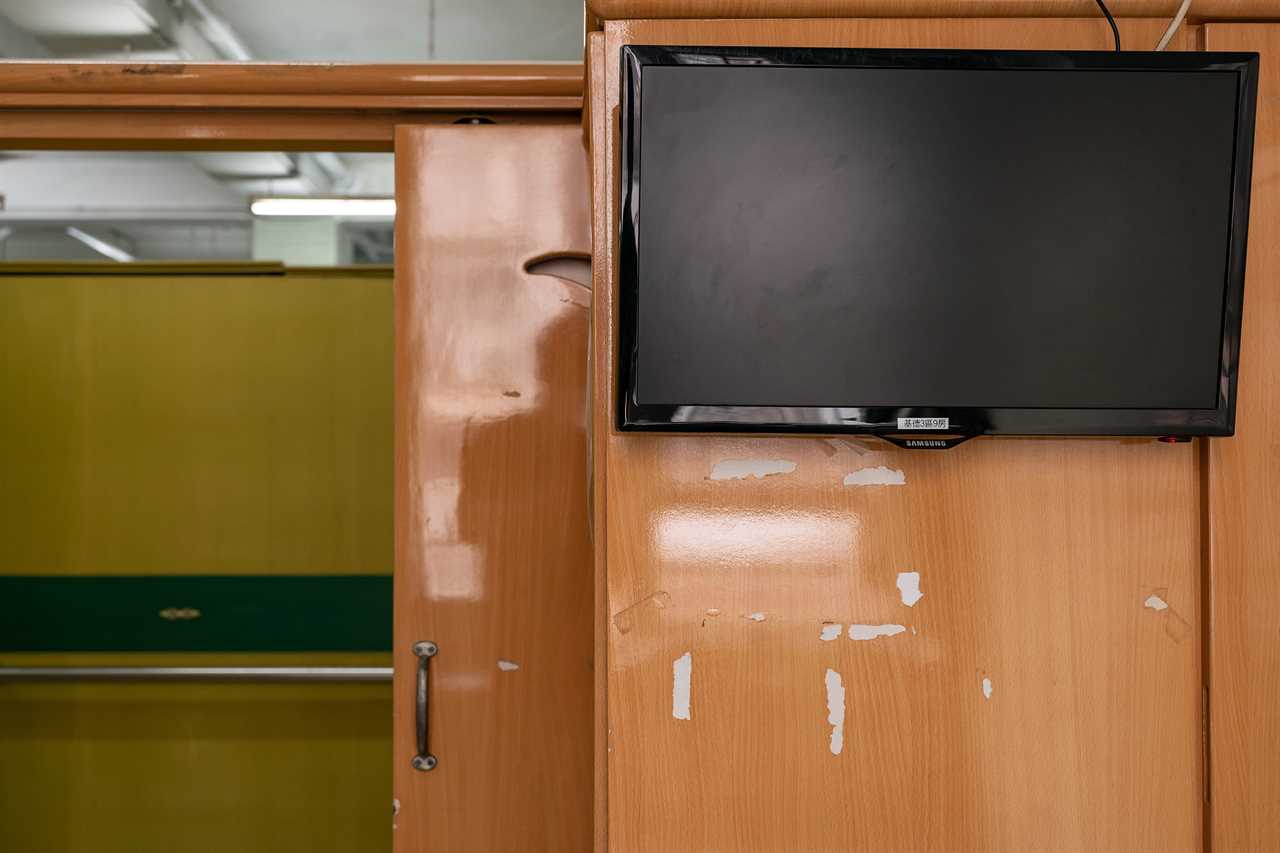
[618,45,1259,444]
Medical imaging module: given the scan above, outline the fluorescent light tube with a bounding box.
[250,198,396,217]
[66,227,135,262]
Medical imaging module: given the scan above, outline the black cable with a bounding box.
[1094,0,1122,51]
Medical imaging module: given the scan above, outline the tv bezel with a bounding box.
[617,44,1259,438]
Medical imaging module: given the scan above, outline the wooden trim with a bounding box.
[587,0,1280,21]
[0,63,582,106]
[587,37,609,853]
[0,62,584,149]
[0,108,582,151]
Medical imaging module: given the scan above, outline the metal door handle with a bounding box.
[411,641,438,771]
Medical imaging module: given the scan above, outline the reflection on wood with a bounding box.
[394,122,592,851]
[592,16,1203,853]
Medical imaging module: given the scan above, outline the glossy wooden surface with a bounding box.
[593,17,1203,853]
[588,0,1280,20]
[393,123,593,851]
[587,33,610,853]
[1204,22,1280,853]
[0,108,582,152]
[0,63,582,150]
[0,62,582,105]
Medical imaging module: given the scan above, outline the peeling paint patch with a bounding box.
[1144,594,1169,611]
[709,458,797,481]
[497,659,520,672]
[744,611,766,622]
[820,623,843,641]
[848,623,907,641]
[896,571,923,607]
[982,676,993,700]
[705,608,721,617]
[843,466,906,487]
[672,652,692,721]
[612,590,672,634]
[825,668,846,755]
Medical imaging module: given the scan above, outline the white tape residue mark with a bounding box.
[842,466,906,487]
[745,611,766,622]
[825,668,846,756]
[820,623,843,642]
[1144,594,1170,612]
[848,623,907,641]
[672,651,692,721]
[982,676,993,700]
[896,571,923,607]
[709,458,797,481]
[497,659,520,672]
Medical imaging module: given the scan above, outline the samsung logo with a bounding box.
[904,439,949,448]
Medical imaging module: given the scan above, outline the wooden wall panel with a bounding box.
[587,0,1278,21]
[1204,22,1280,853]
[393,124,593,852]
[593,17,1203,853]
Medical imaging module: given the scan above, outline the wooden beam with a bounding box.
[0,63,584,149]
[586,0,1280,21]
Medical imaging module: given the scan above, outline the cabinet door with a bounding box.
[393,124,592,852]
[591,16,1204,853]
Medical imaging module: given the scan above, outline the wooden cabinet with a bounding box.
[392,124,593,851]
[590,16,1208,853]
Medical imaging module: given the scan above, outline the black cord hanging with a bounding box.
[1094,0,1122,51]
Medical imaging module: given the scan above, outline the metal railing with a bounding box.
[0,666,392,683]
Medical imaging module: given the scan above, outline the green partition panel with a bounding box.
[0,264,393,853]
[0,575,391,652]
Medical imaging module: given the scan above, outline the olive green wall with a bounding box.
[0,264,393,853]
[0,264,392,575]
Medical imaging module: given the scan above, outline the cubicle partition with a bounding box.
[0,263,393,853]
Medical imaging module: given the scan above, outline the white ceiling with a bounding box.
[2,0,155,38]
[0,0,584,60]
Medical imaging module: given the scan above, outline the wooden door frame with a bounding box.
[0,62,584,151]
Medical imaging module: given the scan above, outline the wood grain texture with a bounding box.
[0,63,582,150]
[588,0,1279,21]
[592,17,1203,853]
[1204,22,1280,853]
[587,30,611,853]
[393,123,593,852]
[0,108,581,151]
[0,109,582,152]
[0,63,582,106]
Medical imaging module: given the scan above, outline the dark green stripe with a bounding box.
[0,576,391,652]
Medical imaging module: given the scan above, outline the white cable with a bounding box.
[1156,0,1193,51]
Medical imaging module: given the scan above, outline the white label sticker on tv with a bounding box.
[898,417,949,430]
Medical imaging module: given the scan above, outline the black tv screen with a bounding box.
[618,46,1258,441]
